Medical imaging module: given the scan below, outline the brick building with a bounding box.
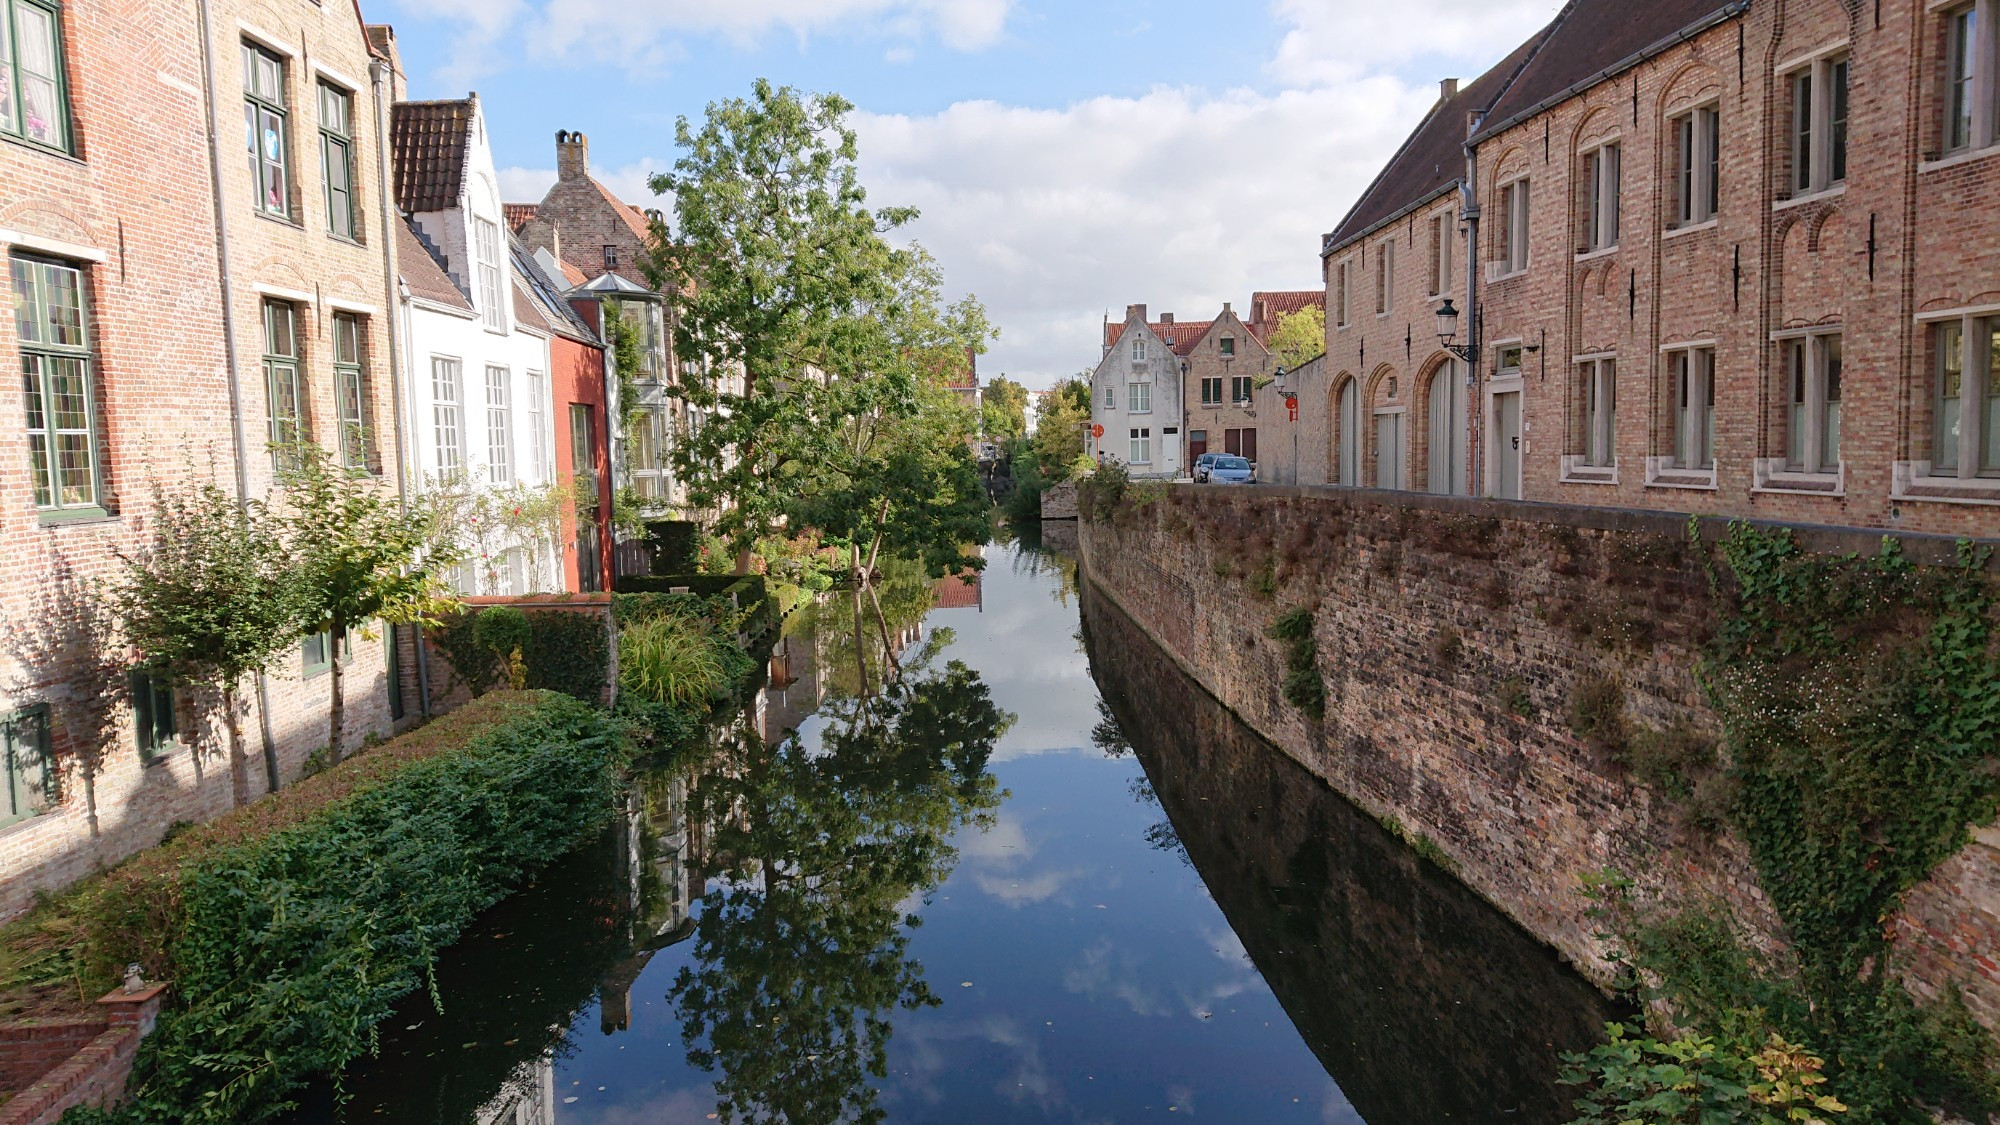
[0,0,404,917]
[1319,0,2000,538]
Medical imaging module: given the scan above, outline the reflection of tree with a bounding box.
[1009,536,1080,608]
[670,657,1012,1124]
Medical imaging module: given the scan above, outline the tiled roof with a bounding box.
[390,98,475,214]
[1104,320,1213,358]
[512,280,551,334]
[933,574,982,610]
[503,203,538,232]
[557,258,589,287]
[1473,0,1747,142]
[398,217,471,311]
[512,237,600,345]
[1325,29,1552,253]
[1248,291,1326,339]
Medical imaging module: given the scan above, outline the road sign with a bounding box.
[1091,424,1105,439]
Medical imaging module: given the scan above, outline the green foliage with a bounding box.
[1249,560,1278,601]
[1592,520,2000,1123]
[433,608,611,704]
[46,694,626,1124]
[1082,458,1128,520]
[1268,607,1326,721]
[981,375,1028,439]
[471,606,531,659]
[1563,1023,1848,1124]
[620,613,738,710]
[1568,672,1626,755]
[1001,446,1049,521]
[603,299,648,439]
[1267,306,1326,372]
[1031,377,1091,481]
[1497,676,1534,718]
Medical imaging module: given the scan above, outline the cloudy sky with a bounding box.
[373,0,1564,389]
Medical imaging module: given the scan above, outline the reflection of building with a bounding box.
[599,769,702,1033]
[932,572,984,612]
[761,627,828,742]
[474,1057,556,1125]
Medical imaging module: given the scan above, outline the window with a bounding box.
[1231,375,1253,404]
[318,82,355,239]
[1498,179,1530,274]
[333,312,367,468]
[13,254,98,512]
[1129,427,1151,465]
[485,365,512,484]
[1790,54,1849,196]
[602,245,618,270]
[631,406,668,499]
[1128,381,1150,414]
[0,706,51,829]
[1428,214,1451,296]
[1944,2,1998,152]
[570,403,596,491]
[526,369,548,481]
[1375,241,1395,314]
[1783,332,1843,473]
[1930,317,2000,476]
[1104,384,1116,409]
[243,42,289,216]
[1580,142,1621,252]
[1670,348,1716,470]
[1579,357,1617,468]
[263,300,303,467]
[1201,376,1223,405]
[1496,345,1525,379]
[1335,260,1351,327]
[1219,337,1235,358]
[1672,107,1721,227]
[431,356,463,475]
[302,630,351,677]
[0,0,69,150]
[130,669,175,759]
[474,217,504,330]
[1130,335,1146,362]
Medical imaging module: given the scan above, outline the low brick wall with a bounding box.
[0,986,165,1125]
[1077,484,2000,1027]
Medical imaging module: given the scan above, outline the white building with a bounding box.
[1090,303,1188,479]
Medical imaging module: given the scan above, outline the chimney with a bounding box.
[1160,312,1174,325]
[1440,78,1460,102]
[556,130,589,181]
[1126,303,1148,323]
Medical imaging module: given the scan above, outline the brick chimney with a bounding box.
[1159,312,1174,325]
[557,130,589,181]
[1126,303,1148,323]
[1440,78,1459,102]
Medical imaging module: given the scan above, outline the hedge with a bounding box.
[431,607,611,704]
[613,574,779,638]
[53,692,629,1124]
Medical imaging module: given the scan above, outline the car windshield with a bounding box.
[1216,457,1250,469]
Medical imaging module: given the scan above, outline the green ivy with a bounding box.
[1268,606,1325,721]
[1575,521,2000,1123]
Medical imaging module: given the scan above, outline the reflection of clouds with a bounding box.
[1062,939,1171,1018]
[584,1085,717,1123]
[888,1015,1072,1117]
[971,867,1082,907]
[960,814,1032,862]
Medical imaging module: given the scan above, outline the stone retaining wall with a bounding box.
[1077,484,2000,1027]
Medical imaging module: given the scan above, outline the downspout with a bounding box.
[195,0,282,794]
[370,55,429,719]
[1463,118,1485,499]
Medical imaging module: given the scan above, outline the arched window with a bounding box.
[1427,361,1468,494]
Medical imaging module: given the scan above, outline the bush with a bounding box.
[1267,607,1326,720]
[1562,1022,1848,1124]
[46,693,628,1124]
[431,608,611,704]
[620,614,736,709]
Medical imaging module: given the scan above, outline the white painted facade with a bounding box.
[1090,306,1186,480]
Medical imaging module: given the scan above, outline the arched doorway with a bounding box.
[1335,379,1360,485]
[1427,360,1468,495]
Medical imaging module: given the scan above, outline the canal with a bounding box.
[296,536,1615,1124]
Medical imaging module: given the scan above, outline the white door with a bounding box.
[1375,413,1403,491]
[1493,391,1522,500]
[1427,362,1468,495]
[1337,382,1360,484]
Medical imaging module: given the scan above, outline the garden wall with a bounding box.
[1077,485,2000,1026]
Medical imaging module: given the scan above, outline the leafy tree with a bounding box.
[114,480,301,797]
[1031,376,1093,481]
[1267,307,1326,371]
[980,375,1028,439]
[647,80,919,565]
[276,444,462,763]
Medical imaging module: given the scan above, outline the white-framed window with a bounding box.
[1790,54,1849,196]
[1669,347,1716,470]
[242,41,289,217]
[13,253,99,512]
[1375,240,1395,314]
[1231,374,1253,404]
[1129,427,1151,464]
[263,300,303,468]
[431,356,464,475]
[1929,316,2000,477]
[1672,106,1721,227]
[1335,259,1351,327]
[1128,381,1151,413]
[474,216,504,330]
[1104,384,1116,409]
[1,0,71,152]
[526,369,548,481]
[318,81,356,240]
[333,312,367,468]
[1578,357,1617,468]
[1130,335,1146,362]
[1496,344,1525,380]
[484,364,512,484]
[1579,141,1621,252]
[1783,332,1843,473]
[1428,213,1451,296]
[1944,2,1998,153]
[1497,178,1530,274]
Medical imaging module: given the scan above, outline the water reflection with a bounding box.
[1082,580,1618,1123]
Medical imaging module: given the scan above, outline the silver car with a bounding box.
[1206,455,1254,484]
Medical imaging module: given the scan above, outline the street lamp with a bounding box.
[1436,298,1476,364]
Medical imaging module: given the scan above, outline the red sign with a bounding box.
[1091,424,1105,439]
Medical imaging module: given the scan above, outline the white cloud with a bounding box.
[1269,0,1565,88]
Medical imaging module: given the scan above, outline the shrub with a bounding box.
[1267,607,1325,720]
[42,693,628,1124]
[431,608,611,703]
[1562,1022,1848,1125]
[472,606,532,689]
[620,614,736,710]
[1568,672,1626,755]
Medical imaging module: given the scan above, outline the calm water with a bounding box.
[297,536,1614,1124]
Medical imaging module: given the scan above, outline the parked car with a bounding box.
[1192,452,1222,483]
[1206,455,1255,484]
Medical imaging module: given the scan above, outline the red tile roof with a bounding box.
[1248,291,1326,340]
[512,280,551,333]
[398,218,471,311]
[933,574,982,610]
[503,203,538,232]
[1105,320,1213,358]
[390,98,475,214]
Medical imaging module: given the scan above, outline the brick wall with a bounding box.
[1077,486,2000,1028]
[0,985,164,1124]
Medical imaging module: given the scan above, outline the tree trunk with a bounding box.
[867,581,902,678]
[849,546,872,699]
[256,673,282,793]
[327,625,346,766]
[80,767,99,839]
[222,681,249,808]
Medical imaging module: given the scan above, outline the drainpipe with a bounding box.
[195,0,282,794]
[1463,118,1486,499]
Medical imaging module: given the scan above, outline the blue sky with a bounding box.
[372,0,1564,388]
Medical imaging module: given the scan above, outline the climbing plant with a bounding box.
[1572,520,2000,1123]
[1268,606,1325,721]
